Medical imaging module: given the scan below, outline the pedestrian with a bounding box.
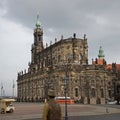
[42,89,62,120]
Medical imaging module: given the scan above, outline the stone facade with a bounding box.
[17,16,117,104]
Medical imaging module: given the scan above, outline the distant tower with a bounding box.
[31,15,44,64]
[98,46,105,59]
[92,46,106,65]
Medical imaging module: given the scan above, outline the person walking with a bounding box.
[42,89,62,120]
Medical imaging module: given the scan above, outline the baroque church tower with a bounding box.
[31,15,44,64]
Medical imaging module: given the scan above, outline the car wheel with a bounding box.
[1,108,5,114]
[10,109,13,113]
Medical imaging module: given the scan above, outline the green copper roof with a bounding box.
[98,46,105,59]
[36,14,41,28]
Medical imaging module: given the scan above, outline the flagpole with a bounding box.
[1,83,3,98]
[12,80,15,98]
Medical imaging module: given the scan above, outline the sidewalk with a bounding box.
[0,104,120,120]
[67,104,120,116]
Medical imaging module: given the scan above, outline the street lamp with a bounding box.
[64,76,69,120]
[62,54,72,120]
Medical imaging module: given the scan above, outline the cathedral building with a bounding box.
[17,16,119,104]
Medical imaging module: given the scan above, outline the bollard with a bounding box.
[106,107,109,113]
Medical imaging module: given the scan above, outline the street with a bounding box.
[24,114,120,120]
[0,102,120,120]
[68,114,120,120]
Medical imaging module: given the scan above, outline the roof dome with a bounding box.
[98,46,105,59]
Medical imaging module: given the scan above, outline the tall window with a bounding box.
[75,88,78,97]
[53,57,56,64]
[108,90,112,98]
[101,80,104,86]
[91,88,95,97]
[117,85,120,94]
[101,88,104,98]
[58,55,61,62]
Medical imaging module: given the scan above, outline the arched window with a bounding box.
[75,88,78,97]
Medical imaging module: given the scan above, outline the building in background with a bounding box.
[17,16,120,104]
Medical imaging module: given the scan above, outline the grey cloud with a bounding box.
[1,0,120,59]
[3,0,113,27]
[4,0,120,33]
[3,0,120,59]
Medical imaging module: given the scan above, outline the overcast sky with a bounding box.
[0,0,120,96]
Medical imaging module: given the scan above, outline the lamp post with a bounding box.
[63,54,72,120]
[64,76,69,120]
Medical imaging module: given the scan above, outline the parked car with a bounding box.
[107,99,117,104]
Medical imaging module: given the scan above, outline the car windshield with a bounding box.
[8,104,13,106]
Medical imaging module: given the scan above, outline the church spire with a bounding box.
[36,14,41,28]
